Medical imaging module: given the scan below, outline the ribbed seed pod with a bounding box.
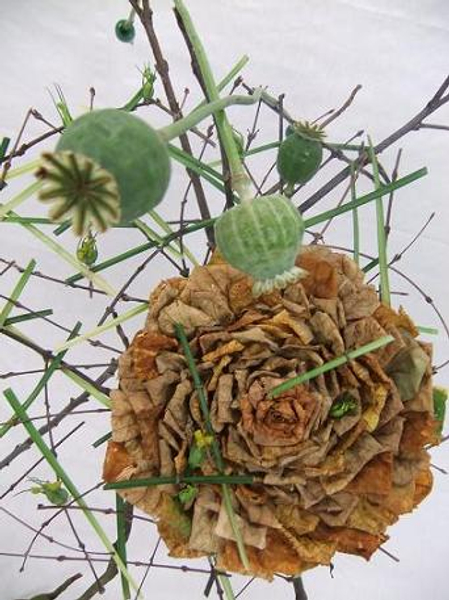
[277,121,324,186]
[37,109,171,235]
[214,194,305,295]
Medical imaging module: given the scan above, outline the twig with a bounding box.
[292,577,308,600]
[299,75,449,213]
[320,84,362,128]
[129,0,215,245]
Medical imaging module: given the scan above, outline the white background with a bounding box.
[1,1,449,599]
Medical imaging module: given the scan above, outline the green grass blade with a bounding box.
[0,258,36,329]
[350,163,360,265]
[3,388,142,598]
[217,573,236,600]
[367,136,390,305]
[268,335,394,398]
[93,431,112,448]
[175,322,250,570]
[62,368,111,408]
[55,304,147,352]
[304,167,427,228]
[104,474,254,490]
[116,495,131,600]
[417,326,439,336]
[0,137,10,161]
[0,181,43,221]
[4,159,42,181]
[3,308,53,326]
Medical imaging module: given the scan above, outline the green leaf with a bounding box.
[433,387,448,434]
[385,339,429,401]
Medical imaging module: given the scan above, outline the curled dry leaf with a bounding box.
[103,246,441,579]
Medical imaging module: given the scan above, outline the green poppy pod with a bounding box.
[36,109,171,236]
[277,121,324,186]
[214,194,306,296]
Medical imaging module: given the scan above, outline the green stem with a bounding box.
[173,0,253,201]
[193,55,249,112]
[158,92,260,145]
[104,474,254,490]
[134,219,185,262]
[367,136,390,305]
[4,388,142,598]
[0,180,43,221]
[268,335,394,398]
[416,326,439,336]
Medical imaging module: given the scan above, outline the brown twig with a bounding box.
[320,84,362,128]
[129,0,215,245]
[299,75,449,213]
[0,362,117,470]
[76,502,134,600]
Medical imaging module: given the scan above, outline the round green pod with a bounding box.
[214,194,306,296]
[115,19,136,43]
[277,131,323,186]
[37,109,171,235]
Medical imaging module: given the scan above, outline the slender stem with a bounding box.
[193,55,249,112]
[158,92,261,144]
[3,389,142,598]
[268,335,394,398]
[174,0,252,201]
[367,136,390,305]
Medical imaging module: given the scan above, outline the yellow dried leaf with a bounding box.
[202,339,245,363]
[362,384,388,432]
[276,505,320,535]
[207,354,232,391]
[347,498,397,534]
